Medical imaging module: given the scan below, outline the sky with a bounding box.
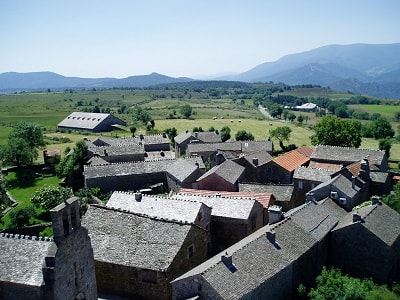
[1,0,399,79]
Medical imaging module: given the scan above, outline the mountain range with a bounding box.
[1,43,399,99]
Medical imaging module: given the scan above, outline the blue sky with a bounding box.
[1,0,399,78]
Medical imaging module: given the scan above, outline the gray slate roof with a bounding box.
[173,193,256,220]
[84,157,204,179]
[106,192,204,224]
[0,233,53,286]
[173,219,316,299]
[82,205,195,270]
[294,166,335,182]
[93,134,169,146]
[58,112,113,130]
[310,145,386,166]
[188,140,273,154]
[333,201,400,246]
[239,183,294,203]
[88,143,145,156]
[197,160,245,184]
[286,198,347,240]
[167,159,203,182]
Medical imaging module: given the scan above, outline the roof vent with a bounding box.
[252,158,258,166]
[268,205,283,224]
[371,195,381,205]
[339,197,347,205]
[353,213,362,223]
[266,230,276,243]
[330,191,338,200]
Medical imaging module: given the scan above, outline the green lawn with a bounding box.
[1,173,60,229]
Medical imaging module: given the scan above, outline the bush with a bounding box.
[9,206,36,228]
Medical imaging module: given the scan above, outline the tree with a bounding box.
[371,117,395,139]
[164,127,177,147]
[269,126,292,150]
[220,126,231,142]
[130,126,137,137]
[268,103,283,118]
[235,130,254,141]
[282,109,289,121]
[133,107,153,125]
[0,137,37,167]
[9,122,44,149]
[9,206,36,228]
[180,104,193,119]
[31,184,73,210]
[287,112,296,122]
[311,115,362,148]
[382,182,400,213]
[379,138,392,158]
[308,266,399,300]
[297,114,305,124]
[55,140,88,191]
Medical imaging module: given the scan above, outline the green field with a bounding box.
[348,104,400,120]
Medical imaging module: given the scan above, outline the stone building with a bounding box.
[195,160,245,192]
[331,198,400,284]
[57,112,126,133]
[82,204,208,299]
[84,157,205,193]
[309,145,388,171]
[232,149,274,183]
[172,218,318,300]
[172,193,264,255]
[0,198,97,300]
[174,131,222,157]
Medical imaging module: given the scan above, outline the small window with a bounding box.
[298,180,303,189]
[142,269,157,283]
[188,245,194,258]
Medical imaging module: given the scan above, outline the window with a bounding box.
[298,180,303,189]
[188,245,194,258]
[142,269,157,283]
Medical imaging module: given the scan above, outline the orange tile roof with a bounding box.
[273,148,310,172]
[296,146,314,158]
[178,188,275,208]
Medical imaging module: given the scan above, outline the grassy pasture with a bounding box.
[348,104,400,121]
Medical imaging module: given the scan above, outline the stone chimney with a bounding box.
[353,213,362,223]
[266,230,276,243]
[352,176,356,189]
[162,132,167,138]
[135,192,142,201]
[371,195,381,205]
[359,158,370,181]
[268,205,283,224]
[139,134,144,140]
[252,158,258,166]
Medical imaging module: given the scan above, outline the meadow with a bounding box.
[0,85,399,162]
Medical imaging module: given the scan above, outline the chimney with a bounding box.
[352,176,356,189]
[252,158,258,166]
[162,132,167,138]
[194,132,198,138]
[266,230,276,243]
[135,192,142,201]
[359,158,370,181]
[215,130,219,135]
[221,253,232,265]
[268,205,283,224]
[352,213,362,223]
[371,195,381,205]
[139,134,144,140]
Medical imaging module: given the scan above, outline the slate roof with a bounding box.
[273,147,310,172]
[188,141,273,154]
[239,183,294,203]
[308,161,343,171]
[172,218,316,299]
[294,166,335,182]
[84,157,204,179]
[331,174,361,198]
[58,112,123,130]
[167,159,203,182]
[174,131,193,144]
[145,150,175,161]
[333,201,400,246]
[0,233,53,286]
[179,188,275,208]
[173,193,257,220]
[310,145,386,167]
[82,205,196,271]
[106,192,205,224]
[370,171,389,184]
[88,144,145,156]
[196,160,245,185]
[174,131,222,144]
[239,149,274,167]
[286,198,347,240]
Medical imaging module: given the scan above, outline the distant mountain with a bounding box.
[0,71,193,91]
[224,43,400,99]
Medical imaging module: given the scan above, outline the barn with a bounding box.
[57,112,126,132]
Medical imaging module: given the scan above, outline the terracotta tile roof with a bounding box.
[296,146,314,158]
[273,148,310,172]
[179,188,275,208]
[309,161,343,171]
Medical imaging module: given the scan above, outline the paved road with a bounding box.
[258,105,273,119]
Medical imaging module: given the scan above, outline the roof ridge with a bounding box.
[0,232,52,242]
[90,204,194,225]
